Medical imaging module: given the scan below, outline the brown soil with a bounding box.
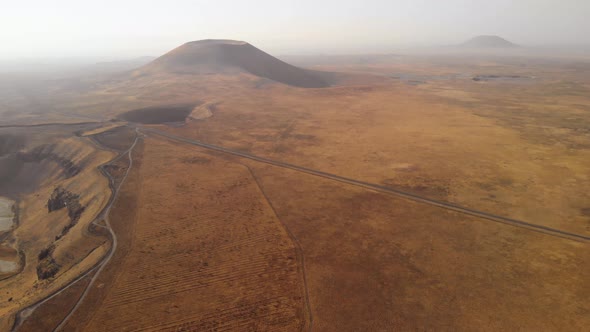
[62,138,307,331]
[58,132,590,331]
[243,161,589,331]
[0,246,17,257]
[18,269,97,332]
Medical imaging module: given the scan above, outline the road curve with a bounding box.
[10,129,140,332]
[143,127,590,243]
[52,129,140,331]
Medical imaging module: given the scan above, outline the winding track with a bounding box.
[143,127,590,243]
[51,129,140,331]
[10,129,140,332]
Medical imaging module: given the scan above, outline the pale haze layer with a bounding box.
[1,0,589,59]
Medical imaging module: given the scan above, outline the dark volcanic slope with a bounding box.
[138,39,329,88]
[461,35,518,48]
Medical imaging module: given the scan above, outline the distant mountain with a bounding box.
[136,39,330,88]
[460,36,518,48]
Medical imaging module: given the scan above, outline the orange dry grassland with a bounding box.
[244,161,589,331]
[3,52,590,331]
[58,131,590,331]
[61,137,309,331]
[160,57,590,237]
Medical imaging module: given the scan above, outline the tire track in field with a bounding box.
[240,163,314,332]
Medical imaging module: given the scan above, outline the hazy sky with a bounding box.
[1,0,589,59]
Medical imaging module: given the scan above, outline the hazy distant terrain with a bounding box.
[0,37,589,332]
[460,35,518,48]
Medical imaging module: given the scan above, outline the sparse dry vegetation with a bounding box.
[1,42,589,331]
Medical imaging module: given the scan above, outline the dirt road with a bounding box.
[11,129,141,332]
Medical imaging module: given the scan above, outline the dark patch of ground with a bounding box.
[119,104,200,124]
[17,145,80,178]
[292,134,316,141]
[36,245,59,280]
[91,126,136,151]
[47,187,85,240]
[35,187,86,280]
[180,156,211,164]
[0,154,68,197]
[382,178,450,200]
[0,134,25,157]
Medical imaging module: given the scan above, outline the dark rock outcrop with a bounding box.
[47,187,86,240]
[36,245,60,280]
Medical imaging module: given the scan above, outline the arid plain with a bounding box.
[0,40,589,331]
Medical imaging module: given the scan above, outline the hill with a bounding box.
[137,39,330,88]
[461,35,518,48]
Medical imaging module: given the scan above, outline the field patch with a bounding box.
[70,137,308,331]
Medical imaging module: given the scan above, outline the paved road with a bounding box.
[143,127,590,243]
